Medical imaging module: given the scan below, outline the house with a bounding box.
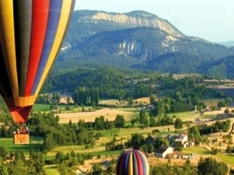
[145,135,156,145]
[167,133,179,144]
[174,134,188,147]
[155,146,173,158]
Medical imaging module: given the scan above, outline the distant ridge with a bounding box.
[55,10,234,79]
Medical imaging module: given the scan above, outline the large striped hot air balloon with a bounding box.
[116,149,150,175]
[0,0,75,124]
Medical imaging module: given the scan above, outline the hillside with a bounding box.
[54,10,234,78]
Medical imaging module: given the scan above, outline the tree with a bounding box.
[0,147,7,160]
[58,161,76,175]
[114,115,125,128]
[139,110,149,128]
[154,138,169,149]
[43,133,56,150]
[150,94,156,104]
[129,133,145,148]
[174,118,183,129]
[149,117,157,127]
[94,116,105,130]
[197,157,228,175]
[188,125,201,145]
[91,164,103,175]
[55,151,65,164]
[128,97,134,106]
[224,108,230,114]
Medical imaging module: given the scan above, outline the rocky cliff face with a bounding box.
[74,10,184,38]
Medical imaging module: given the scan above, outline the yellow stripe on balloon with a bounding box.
[4,95,37,107]
[35,0,73,95]
[0,0,19,97]
[128,152,133,175]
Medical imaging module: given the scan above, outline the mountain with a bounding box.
[218,41,234,47]
[54,10,234,78]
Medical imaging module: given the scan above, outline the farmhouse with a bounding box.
[155,146,173,158]
[174,134,188,147]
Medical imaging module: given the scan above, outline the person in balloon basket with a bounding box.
[14,125,29,134]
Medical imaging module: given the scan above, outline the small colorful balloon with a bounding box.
[116,149,150,175]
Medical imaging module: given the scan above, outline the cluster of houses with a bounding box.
[145,133,195,159]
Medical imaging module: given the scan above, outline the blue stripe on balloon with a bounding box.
[124,151,130,175]
[32,0,63,93]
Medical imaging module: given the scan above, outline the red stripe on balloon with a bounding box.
[25,0,49,95]
[135,151,143,175]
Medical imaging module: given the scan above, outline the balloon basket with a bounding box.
[13,134,29,144]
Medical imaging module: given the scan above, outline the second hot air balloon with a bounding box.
[116,149,150,175]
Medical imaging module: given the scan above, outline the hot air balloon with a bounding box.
[116,149,150,175]
[0,0,75,144]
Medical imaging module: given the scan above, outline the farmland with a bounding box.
[1,98,234,174]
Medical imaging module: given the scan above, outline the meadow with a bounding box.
[0,137,43,154]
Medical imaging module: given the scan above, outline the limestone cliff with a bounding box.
[72,10,184,41]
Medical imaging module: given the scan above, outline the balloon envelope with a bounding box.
[0,0,75,124]
[116,150,150,175]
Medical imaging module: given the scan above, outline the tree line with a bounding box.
[42,67,225,102]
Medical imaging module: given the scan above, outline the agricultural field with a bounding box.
[0,137,43,154]
[56,107,139,124]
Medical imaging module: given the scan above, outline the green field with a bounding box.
[168,111,199,121]
[217,154,234,166]
[44,165,59,175]
[183,146,211,155]
[0,137,43,154]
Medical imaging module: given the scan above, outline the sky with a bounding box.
[74,0,234,42]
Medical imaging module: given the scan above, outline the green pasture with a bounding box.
[32,104,52,112]
[47,144,122,158]
[47,145,85,156]
[203,114,216,119]
[0,137,43,154]
[168,111,199,121]
[80,150,122,157]
[44,166,59,175]
[99,99,120,106]
[183,146,210,155]
[93,128,120,139]
[217,154,234,166]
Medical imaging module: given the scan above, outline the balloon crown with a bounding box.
[116,149,150,175]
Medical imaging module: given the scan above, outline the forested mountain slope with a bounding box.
[54,10,234,78]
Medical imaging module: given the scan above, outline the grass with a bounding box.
[0,137,43,154]
[44,165,59,175]
[32,104,52,112]
[203,114,216,119]
[168,111,199,121]
[81,150,122,157]
[47,145,85,156]
[217,154,234,166]
[183,146,210,155]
